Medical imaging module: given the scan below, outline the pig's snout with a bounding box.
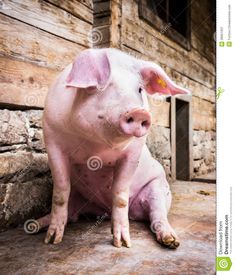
[119,109,151,137]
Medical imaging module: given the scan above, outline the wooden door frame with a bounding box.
[171,95,193,182]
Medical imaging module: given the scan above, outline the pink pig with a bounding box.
[31,48,190,248]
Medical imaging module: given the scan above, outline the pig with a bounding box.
[25,48,190,249]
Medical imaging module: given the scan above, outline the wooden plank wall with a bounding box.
[115,0,216,131]
[0,0,216,132]
[0,0,93,108]
[93,0,111,47]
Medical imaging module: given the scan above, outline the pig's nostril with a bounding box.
[141,120,149,127]
[127,117,134,123]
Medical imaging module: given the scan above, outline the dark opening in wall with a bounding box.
[175,98,190,180]
[171,96,193,182]
[139,0,191,50]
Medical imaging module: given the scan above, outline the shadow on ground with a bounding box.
[0,181,215,275]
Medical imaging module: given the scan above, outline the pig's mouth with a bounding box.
[119,108,151,138]
[97,108,151,148]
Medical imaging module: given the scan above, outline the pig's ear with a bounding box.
[140,63,190,96]
[66,49,111,91]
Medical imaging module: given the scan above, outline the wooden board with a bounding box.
[121,17,215,89]
[80,0,93,9]
[192,113,216,131]
[149,99,170,127]
[162,65,216,103]
[191,0,215,64]
[192,97,216,130]
[0,56,58,108]
[120,0,215,87]
[110,0,122,48]
[46,0,93,24]
[0,0,92,47]
[192,96,215,116]
[0,14,85,70]
[122,45,215,104]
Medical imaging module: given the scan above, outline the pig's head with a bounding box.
[66,49,190,146]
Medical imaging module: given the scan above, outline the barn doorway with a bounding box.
[171,96,192,181]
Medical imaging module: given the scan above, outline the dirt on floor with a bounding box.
[0,180,215,275]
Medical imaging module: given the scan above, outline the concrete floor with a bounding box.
[0,181,215,275]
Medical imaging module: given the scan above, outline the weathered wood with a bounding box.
[121,0,215,76]
[191,33,216,65]
[0,0,92,47]
[93,0,110,26]
[46,0,93,24]
[0,56,58,108]
[92,25,110,47]
[192,113,216,131]
[121,17,215,89]
[122,45,215,104]
[192,97,216,130]
[191,0,215,64]
[149,99,170,127]
[93,1,112,47]
[139,0,191,50]
[110,0,122,48]
[162,65,216,103]
[192,97,215,116]
[94,1,110,15]
[0,14,85,70]
[80,0,93,9]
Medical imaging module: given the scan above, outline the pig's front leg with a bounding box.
[44,146,71,244]
[111,156,139,248]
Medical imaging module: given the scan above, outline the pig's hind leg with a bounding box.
[24,191,82,235]
[133,173,180,249]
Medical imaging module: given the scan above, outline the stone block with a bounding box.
[0,110,27,145]
[0,176,52,230]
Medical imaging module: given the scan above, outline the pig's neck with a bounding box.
[101,136,135,150]
[78,128,142,152]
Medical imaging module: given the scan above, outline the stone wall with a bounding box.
[0,0,92,231]
[147,126,171,180]
[0,110,52,231]
[193,130,216,176]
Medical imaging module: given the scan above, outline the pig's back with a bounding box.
[43,64,77,131]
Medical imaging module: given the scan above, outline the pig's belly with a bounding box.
[71,164,114,214]
[70,163,151,220]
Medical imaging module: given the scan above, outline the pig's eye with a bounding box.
[139,88,142,93]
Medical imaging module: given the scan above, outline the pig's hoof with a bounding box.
[160,234,180,249]
[112,225,132,248]
[113,236,132,248]
[152,220,180,249]
[44,227,64,244]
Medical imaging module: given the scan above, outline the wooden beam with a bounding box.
[0,56,58,108]
[46,0,93,24]
[110,0,122,48]
[0,13,85,70]
[0,0,92,47]
[149,99,170,127]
